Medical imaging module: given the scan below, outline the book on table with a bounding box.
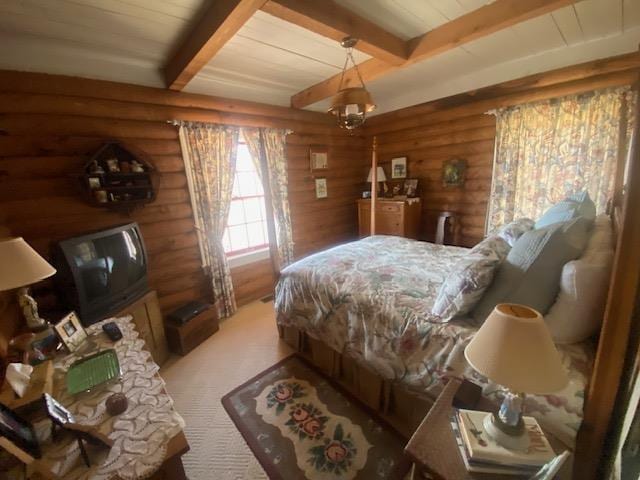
[451,408,556,474]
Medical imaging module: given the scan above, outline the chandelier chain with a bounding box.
[337,45,367,91]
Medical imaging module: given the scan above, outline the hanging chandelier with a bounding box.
[328,37,376,130]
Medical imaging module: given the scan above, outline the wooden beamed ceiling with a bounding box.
[165,0,582,108]
[290,0,581,108]
[260,0,408,65]
[164,0,267,91]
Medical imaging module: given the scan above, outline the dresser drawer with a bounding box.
[377,203,401,213]
[376,213,403,235]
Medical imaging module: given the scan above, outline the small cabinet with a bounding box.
[357,198,421,239]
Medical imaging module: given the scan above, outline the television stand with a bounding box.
[114,290,169,365]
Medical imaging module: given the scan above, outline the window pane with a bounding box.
[232,174,241,198]
[227,200,245,226]
[222,229,231,252]
[253,175,264,196]
[236,172,254,197]
[244,197,262,223]
[228,225,249,251]
[224,140,270,255]
[246,222,266,247]
[236,145,253,171]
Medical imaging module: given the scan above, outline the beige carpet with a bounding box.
[161,300,293,480]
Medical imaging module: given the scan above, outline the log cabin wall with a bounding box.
[365,52,640,247]
[0,70,367,315]
[0,222,21,358]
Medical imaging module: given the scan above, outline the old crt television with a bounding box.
[53,223,148,326]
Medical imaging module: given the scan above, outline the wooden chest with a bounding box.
[357,198,421,239]
[164,306,219,356]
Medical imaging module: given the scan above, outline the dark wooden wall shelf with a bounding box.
[81,141,158,213]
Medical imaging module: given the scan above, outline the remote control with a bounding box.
[102,322,123,342]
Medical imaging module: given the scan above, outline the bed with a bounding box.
[275,235,595,449]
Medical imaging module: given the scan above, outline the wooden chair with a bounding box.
[435,211,456,245]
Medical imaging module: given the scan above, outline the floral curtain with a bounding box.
[242,127,294,269]
[487,87,636,232]
[177,122,240,319]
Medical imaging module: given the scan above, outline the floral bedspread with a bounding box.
[275,236,594,448]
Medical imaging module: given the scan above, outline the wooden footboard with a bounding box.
[278,324,434,437]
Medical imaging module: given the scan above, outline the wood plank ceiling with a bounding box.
[0,0,638,115]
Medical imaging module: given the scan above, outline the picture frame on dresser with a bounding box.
[54,312,88,353]
[403,179,418,198]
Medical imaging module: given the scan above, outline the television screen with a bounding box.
[54,223,148,326]
[67,228,145,303]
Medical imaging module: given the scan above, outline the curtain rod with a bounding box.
[167,120,293,134]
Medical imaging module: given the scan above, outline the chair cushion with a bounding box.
[472,217,591,323]
[535,191,596,229]
[432,235,510,321]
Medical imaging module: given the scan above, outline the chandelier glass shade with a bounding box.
[328,37,376,130]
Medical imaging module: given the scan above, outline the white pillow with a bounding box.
[545,215,614,343]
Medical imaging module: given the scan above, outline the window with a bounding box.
[222,139,269,256]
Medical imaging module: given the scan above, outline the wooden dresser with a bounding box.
[357,198,421,239]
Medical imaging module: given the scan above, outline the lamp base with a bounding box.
[483,413,530,451]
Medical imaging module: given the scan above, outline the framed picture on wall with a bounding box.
[391,157,407,178]
[315,178,328,199]
[309,146,329,171]
[442,158,467,187]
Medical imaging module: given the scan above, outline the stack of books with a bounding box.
[451,409,556,476]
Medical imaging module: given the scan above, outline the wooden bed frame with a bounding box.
[278,80,640,479]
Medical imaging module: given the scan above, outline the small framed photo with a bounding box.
[54,312,88,352]
[87,177,102,190]
[442,158,467,187]
[315,178,328,199]
[309,146,328,171]
[43,393,75,426]
[391,157,407,178]
[403,178,418,198]
[0,403,41,460]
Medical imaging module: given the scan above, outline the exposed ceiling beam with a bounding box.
[290,0,580,109]
[261,0,408,65]
[164,0,267,91]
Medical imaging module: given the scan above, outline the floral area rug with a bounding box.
[221,354,410,479]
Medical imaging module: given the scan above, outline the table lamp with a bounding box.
[367,166,387,195]
[0,237,57,331]
[464,304,568,451]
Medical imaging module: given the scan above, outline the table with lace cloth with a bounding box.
[35,315,187,480]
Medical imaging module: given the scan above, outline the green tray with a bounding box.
[66,349,121,395]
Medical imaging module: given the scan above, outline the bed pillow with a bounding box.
[431,235,509,322]
[497,218,535,247]
[472,217,591,323]
[545,215,614,343]
[535,191,596,229]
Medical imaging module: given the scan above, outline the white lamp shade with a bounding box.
[367,166,387,182]
[0,237,56,291]
[464,304,569,394]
